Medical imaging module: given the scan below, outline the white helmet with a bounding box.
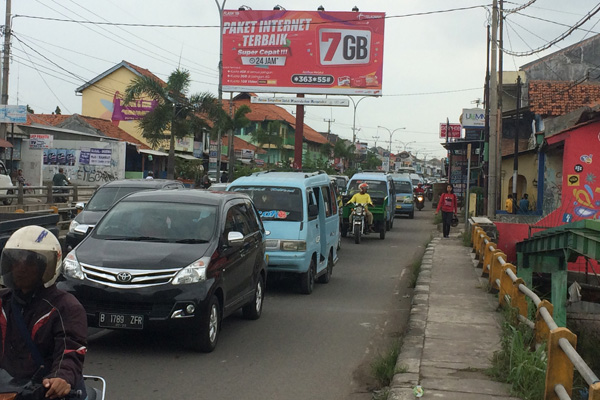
[0,225,62,290]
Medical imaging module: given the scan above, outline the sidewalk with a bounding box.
[389,230,520,400]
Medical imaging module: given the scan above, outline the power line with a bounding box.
[501,3,600,56]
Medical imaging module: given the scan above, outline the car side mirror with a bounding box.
[308,204,319,218]
[227,231,244,247]
[75,202,86,211]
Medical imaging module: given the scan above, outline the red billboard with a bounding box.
[221,9,385,95]
[439,123,461,139]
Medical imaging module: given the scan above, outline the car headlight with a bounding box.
[172,256,210,285]
[63,251,84,280]
[68,219,80,233]
[280,240,306,251]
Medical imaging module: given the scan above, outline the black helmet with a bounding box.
[451,215,459,227]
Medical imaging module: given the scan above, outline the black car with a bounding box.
[59,190,267,352]
[66,179,184,249]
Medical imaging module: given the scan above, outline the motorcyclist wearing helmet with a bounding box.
[414,183,425,195]
[0,226,87,399]
[346,182,375,233]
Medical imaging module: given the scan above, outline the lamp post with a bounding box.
[377,125,405,153]
[214,0,227,183]
[397,140,416,152]
[350,96,369,145]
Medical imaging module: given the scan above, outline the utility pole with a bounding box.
[1,0,11,141]
[372,135,379,149]
[512,76,521,212]
[487,0,499,217]
[214,0,226,183]
[324,117,335,136]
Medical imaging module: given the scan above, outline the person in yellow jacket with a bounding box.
[346,182,375,232]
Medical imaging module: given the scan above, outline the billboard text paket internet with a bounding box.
[221,10,385,95]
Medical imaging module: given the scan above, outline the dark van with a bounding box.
[66,179,184,249]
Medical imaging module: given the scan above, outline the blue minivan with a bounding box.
[228,171,339,294]
[391,173,415,218]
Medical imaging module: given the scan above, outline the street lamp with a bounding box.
[378,125,405,153]
[396,140,416,152]
[349,96,370,145]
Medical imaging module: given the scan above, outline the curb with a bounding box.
[387,236,439,399]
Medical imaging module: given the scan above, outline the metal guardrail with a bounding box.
[0,183,96,206]
[471,224,600,400]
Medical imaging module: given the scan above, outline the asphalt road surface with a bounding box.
[84,207,436,399]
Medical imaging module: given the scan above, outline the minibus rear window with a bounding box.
[230,186,303,221]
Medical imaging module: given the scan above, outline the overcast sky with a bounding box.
[7,0,600,159]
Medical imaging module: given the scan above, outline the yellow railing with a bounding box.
[471,224,600,400]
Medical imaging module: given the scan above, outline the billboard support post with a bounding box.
[294,94,304,169]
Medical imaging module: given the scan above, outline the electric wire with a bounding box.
[64,0,218,78]
[14,37,71,113]
[504,0,538,15]
[501,3,600,56]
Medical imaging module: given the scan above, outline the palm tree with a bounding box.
[333,140,355,171]
[250,120,284,165]
[123,69,217,179]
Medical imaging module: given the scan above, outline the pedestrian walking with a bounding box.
[435,184,458,238]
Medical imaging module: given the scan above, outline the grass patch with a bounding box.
[371,340,402,388]
[462,229,472,247]
[568,322,600,399]
[487,307,546,400]
[409,259,421,288]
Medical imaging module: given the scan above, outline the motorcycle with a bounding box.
[350,203,367,244]
[414,193,425,211]
[0,369,106,400]
[52,179,70,203]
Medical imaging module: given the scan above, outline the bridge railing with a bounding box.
[0,183,97,206]
[471,224,600,400]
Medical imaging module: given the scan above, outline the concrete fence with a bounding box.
[471,224,600,400]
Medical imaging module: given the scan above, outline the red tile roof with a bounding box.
[124,61,166,87]
[223,96,327,145]
[528,80,600,117]
[25,114,150,149]
[221,134,266,154]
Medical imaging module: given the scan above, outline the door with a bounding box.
[220,202,254,309]
[305,188,319,272]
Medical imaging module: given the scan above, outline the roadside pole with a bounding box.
[465,143,472,229]
[0,0,12,141]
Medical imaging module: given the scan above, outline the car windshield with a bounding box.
[334,177,347,189]
[94,201,217,242]
[394,181,412,193]
[86,187,152,211]
[347,180,387,198]
[230,186,303,222]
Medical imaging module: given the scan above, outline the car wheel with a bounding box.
[337,235,341,251]
[299,258,315,294]
[242,274,264,320]
[390,216,394,229]
[3,190,13,205]
[380,225,386,240]
[318,251,333,284]
[409,212,414,219]
[192,295,220,353]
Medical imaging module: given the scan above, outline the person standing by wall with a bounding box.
[435,184,458,238]
[518,193,530,214]
[505,194,514,214]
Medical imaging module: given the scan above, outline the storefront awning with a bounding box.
[139,149,169,157]
[0,139,13,148]
[176,153,199,160]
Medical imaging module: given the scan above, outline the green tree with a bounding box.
[363,151,382,170]
[333,140,355,171]
[250,120,284,165]
[123,69,217,179]
[320,142,333,160]
[212,104,252,178]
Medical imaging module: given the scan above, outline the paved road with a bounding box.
[83,208,436,399]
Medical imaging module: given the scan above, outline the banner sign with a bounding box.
[30,134,53,149]
[461,108,485,128]
[251,97,349,106]
[222,9,385,95]
[89,148,112,166]
[112,92,157,122]
[0,105,27,123]
[439,123,461,139]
